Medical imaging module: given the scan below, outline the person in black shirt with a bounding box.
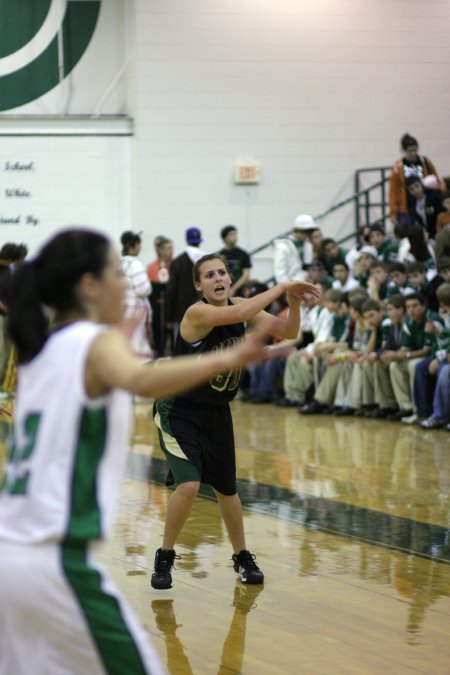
[152,253,320,590]
[405,175,444,239]
[219,225,252,297]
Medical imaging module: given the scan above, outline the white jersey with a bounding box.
[0,322,132,545]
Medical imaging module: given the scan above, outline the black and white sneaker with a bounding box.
[151,548,180,589]
[232,550,264,584]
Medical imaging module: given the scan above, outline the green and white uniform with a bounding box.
[0,322,164,675]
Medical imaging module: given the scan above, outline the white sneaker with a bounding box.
[401,413,418,424]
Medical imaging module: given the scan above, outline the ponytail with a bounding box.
[8,228,110,364]
[8,261,49,364]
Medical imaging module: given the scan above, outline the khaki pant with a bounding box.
[373,362,397,409]
[315,361,344,406]
[334,362,362,409]
[283,350,314,404]
[389,358,422,410]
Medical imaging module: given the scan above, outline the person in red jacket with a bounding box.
[389,133,441,226]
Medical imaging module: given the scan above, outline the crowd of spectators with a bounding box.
[1,132,448,432]
[238,132,450,432]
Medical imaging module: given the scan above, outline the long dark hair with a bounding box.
[8,228,110,364]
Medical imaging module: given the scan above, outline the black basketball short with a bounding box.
[154,398,237,496]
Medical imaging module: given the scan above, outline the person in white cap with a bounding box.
[273,214,317,283]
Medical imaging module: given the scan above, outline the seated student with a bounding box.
[369,223,398,263]
[247,291,324,404]
[370,294,407,417]
[305,261,334,287]
[367,260,395,302]
[300,293,370,415]
[436,191,450,233]
[331,293,369,415]
[386,261,415,298]
[331,261,360,292]
[345,224,372,275]
[405,174,444,239]
[406,261,436,308]
[386,292,444,422]
[359,299,386,416]
[320,238,349,276]
[427,256,450,312]
[394,223,436,273]
[352,246,378,288]
[419,363,450,430]
[413,283,450,425]
[276,289,342,407]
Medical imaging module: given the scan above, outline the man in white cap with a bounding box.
[273,214,317,282]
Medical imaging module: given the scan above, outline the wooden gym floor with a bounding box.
[1,400,449,674]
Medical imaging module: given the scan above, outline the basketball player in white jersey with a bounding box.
[0,229,280,675]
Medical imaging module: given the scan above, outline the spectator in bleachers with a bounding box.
[386,292,444,422]
[320,238,349,276]
[386,262,415,297]
[435,191,450,234]
[370,294,406,418]
[305,261,334,287]
[165,227,207,339]
[367,260,393,302]
[405,174,444,239]
[247,293,303,404]
[368,223,398,263]
[219,225,252,297]
[299,293,359,415]
[147,236,173,357]
[407,261,430,298]
[389,133,442,226]
[359,299,386,416]
[275,288,342,408]
[394,223,436,269]
[427,256,450,312]
[353,246,378,288]
[331,261,359,292]
[331,293,369,415]
[120,231,152,357]
[309,226,324,261]
[435,226,450,260]
[273,214,316,283]
[413,283,450,427]
[345,224,372,275]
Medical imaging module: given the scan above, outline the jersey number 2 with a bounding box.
[1,413,41,495]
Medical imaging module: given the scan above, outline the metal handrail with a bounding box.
[250,166,391,257]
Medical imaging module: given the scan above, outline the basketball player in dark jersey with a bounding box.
[152,253,320,589]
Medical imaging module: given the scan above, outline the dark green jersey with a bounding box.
[330,313,350,343]
[376,239,398,263]
[401,310,444,350]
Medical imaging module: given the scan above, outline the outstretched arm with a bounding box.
[86,328,273,399]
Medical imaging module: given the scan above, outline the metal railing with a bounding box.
[250,166,391,260]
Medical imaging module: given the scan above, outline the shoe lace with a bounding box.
[237,550,259,571]
[156,552,180,572]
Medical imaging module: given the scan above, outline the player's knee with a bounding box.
[176,481,200,501]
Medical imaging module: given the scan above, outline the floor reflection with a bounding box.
[151,584,264,675]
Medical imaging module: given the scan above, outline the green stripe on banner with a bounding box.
[61,545,148,675]
[0,1,101,111]
[0,0,51,58]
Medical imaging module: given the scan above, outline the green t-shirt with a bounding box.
[331,313,350,342]
[401,310,444,350]
[377,239,398,263]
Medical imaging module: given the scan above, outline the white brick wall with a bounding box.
[127,0,450,277]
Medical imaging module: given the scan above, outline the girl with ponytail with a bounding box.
[0,228,273,675]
